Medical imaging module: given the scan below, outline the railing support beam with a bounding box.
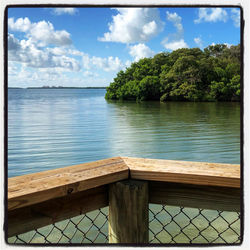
[108,180,149,243]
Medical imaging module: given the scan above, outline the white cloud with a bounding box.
[29,21,71,46]
[194,37,203,48]
[166,11,183,33]
[47,47,66,56]
[82,53,91,70]
[8,33,80,71]
[81,53,125,72]
[68,49,84,56]
[8,17,72,46]
[129,43,155,61]
[91,56,123,72]
[163,39,188,51]
[8,15,128,87]
[231,8,240,27]
[47,47,84,57]
[98,8,164,43]
[194,8,228,23]
[52,8,78,15]
[83,71,98,77]
[162,11,188,51]
[8,66,110,87]
[8,17,31,32]
[38,67,66,74]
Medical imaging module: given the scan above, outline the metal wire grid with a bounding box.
[149,204,241,244]
[8,207,109,244]
[8,205,241,244]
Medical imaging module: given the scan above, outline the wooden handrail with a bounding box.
[8,157,129,210]
[7,157,241,238]
[123,157,240,188]
[8,157,240,211]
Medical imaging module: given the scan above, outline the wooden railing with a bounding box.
[7,157,241,243]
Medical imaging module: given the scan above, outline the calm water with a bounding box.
[8,88,240,177]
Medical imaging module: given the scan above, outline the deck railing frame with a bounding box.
[7,156,241,243]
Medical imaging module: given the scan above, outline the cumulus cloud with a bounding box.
[194,37,203,48]
[8,16,128,86]
[194,8,228,23]
[80,52,128,73]
[163,39,188,51]
[129,43,155,61]
[162,11,188,51]
[8,17,72,46]
[8,17,31,32]
[46,47,84,57]
[52,8,78,15]
[8,33,80,71]
[91,56,124,72]
[68,49,84,56]
[98,8,164,43]
[166,11,183,33]
[231,8,240,27]
[81,53,125,72]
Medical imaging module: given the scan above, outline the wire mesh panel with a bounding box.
[149,204,241,244]
[8,204,241,245]
[8,207,109,244]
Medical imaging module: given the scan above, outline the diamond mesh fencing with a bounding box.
[149,204,241,244]
[8,207,109,244]
[8,205,241,244]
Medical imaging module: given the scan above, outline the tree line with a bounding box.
[105,44,241,102]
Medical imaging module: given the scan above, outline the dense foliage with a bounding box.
[105,44,241,102]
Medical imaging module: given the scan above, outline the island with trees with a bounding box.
[105,44,240,102]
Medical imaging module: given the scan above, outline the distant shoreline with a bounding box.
[8,87,107,89]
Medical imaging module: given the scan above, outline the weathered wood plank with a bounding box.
[109,180,149,243]
[149,181,240,212]
[8,157,129,210]
[123,157,240,188]
[8,185,108,237]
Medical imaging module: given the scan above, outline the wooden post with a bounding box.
[108,180,148,244]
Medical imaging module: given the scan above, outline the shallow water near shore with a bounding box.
[8,88,240,244]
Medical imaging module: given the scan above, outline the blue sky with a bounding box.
[7,7,241,87]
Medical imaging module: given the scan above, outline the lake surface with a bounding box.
[8,88,241,244]
[8,88,240,177]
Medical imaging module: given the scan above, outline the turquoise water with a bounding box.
[8,88,240,177]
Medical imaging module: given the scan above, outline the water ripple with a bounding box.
[8,89,240,177]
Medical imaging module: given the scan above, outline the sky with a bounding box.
[7,7,241,87]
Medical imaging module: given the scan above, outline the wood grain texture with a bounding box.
[8,157,129,210]
[109,180,149,243]
[149,181,240,212]
[123,157,240,188]
[8,185,108,237]
[7,157,241,238]
[8,157,240,212]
